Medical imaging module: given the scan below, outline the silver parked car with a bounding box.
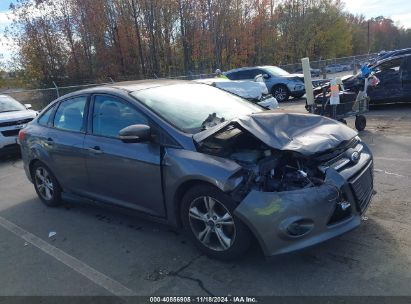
[0,95,37,156]
[195,78,278,109]
[19,80,374,260]
[225,66,305,102]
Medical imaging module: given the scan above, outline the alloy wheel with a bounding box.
[188,196,236,251]
[274,87,287,101]
[34,167,54,200]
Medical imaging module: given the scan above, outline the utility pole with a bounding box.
[367,20,370,53]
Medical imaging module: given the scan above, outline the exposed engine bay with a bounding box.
[196,124,325,195]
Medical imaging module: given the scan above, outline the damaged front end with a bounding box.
[194,112,374,256]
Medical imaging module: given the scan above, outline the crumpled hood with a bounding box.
[195,111,358,156]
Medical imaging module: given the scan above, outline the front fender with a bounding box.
[162,148,244,226]
[163,148,243,194]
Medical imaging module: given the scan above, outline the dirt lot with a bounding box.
[0,101,410,298]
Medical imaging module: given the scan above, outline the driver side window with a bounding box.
[92,95,148,138]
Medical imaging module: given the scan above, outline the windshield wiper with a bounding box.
[201,113,225,130]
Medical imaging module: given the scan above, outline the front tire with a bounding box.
[272,85,290,102]
[181,184,251,260]
[32,162,62,206]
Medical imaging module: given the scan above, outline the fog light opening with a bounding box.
[286,219,314,237]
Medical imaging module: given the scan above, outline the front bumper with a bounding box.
[0,132,20,156]
[288,83,305,95]
[0,143,20,156]
[234,144,374,257]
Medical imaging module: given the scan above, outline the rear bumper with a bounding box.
[234,144,374,257]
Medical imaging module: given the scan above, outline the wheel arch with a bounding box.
[272,83,290,92]
[173,179,222,228]
[28,158,41,180]
[29,158,62,191]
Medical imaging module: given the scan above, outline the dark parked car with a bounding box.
[19,80,374,260]
[225,66,305,102]
[369,48,411,65]
[343,54,411,104]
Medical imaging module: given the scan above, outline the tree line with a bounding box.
[2,0,411,88]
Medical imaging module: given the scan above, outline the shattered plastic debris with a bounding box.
[361,216,368,221]
[146,269,169,281]
[48,231,57,238]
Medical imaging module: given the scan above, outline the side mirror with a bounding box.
[119,124,151,143]
[262,73,270,79]
[24,103,32,109]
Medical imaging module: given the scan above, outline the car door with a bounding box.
[83,94,164,217]
[369,58,402,101]
[400,56,411,100]
[46,95,89,193]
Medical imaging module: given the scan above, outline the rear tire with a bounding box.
[355,115,366,131]
[181,184,251,260]
[31,161,62,207]
[272,85,290,102]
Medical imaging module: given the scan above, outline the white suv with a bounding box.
[0,95,38,156]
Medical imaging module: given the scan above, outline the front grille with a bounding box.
[0,117,33,128]
[1,129,20,137]
[349,161,374,213]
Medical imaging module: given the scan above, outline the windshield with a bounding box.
[0,95,26,113]
[263,66,290,77]
[132,83,262,133]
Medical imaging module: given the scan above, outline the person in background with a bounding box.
[215,69,228,79]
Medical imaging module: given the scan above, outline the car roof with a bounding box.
[225,66,274,73]
[378,48,411,60]
[52,79,196,101]
[108,79,193,92]
[374,53,411,67]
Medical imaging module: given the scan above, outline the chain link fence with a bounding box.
[0,73,216,111]
[0,53,378,111]
[279,53,378,78]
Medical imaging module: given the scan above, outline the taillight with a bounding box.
[18,129,26,142]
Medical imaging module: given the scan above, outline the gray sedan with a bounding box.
[19,80,374,260]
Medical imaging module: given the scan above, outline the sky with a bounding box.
[343,0,411,28]
[0,2,15,65]
[1,0,411,66]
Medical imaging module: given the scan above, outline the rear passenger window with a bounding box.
[38,105,55,126]
[230,70,253,80]
[53,97,87,132]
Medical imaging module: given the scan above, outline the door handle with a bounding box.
[88,146,103,154]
